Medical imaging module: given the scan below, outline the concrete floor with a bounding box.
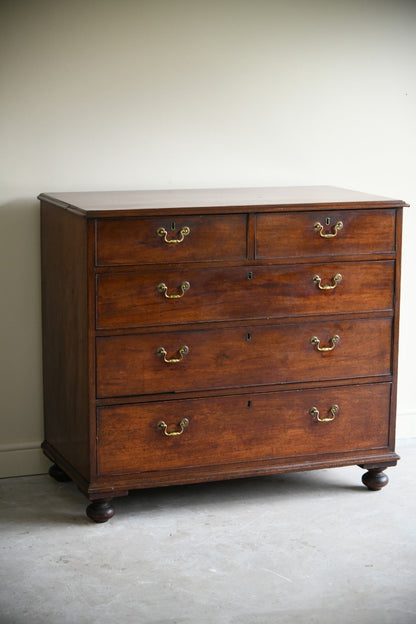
[1,440,415,624]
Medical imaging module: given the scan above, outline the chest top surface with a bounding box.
[38,185,407,218]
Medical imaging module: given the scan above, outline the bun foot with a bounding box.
[361,468,389,491]
[86,499,115,523]
[49,463,71,482]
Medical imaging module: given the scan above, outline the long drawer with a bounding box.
[96,260,394,329]
[96,317,392,398]
[256,209,396,259]
[96,382,391,476]
[95,214,247,266]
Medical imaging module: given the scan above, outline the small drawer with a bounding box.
[256,209,396,259]
[95,214,247,266]
[96,382,391,476]
[95,317,392,398]
[96,260,394,330]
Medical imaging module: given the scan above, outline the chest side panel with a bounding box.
[41,203,91,479]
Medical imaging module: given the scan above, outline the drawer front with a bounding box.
[96,261,394,329]
[96,318,392,398]
[256,209,396,259]
[97,383,391,475]
[95,214,247,266]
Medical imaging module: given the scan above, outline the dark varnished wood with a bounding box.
[96,261,394,330]
[96,383,391,476]
[38,186,407,217]
[48,463,71,482]
[361,466,390,490]
[96,214,247,265]
[41,204,90,479]
[86,499,115,523]
[39,187,405,522]
[256,209,396,259]
[95,318,392,398]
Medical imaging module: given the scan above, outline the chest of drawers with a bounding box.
[39,186,406,522]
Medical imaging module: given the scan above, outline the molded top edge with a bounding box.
[38,185,408,217]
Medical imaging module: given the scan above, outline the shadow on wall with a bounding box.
[0,197,42,332]
[0,197,45,474]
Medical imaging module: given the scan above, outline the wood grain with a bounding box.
[96,261,394,330]
[96,383,391,476]
[39,187,404,521]
[96,318,392,398]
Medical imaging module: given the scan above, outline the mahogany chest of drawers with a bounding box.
[39,186,406,522]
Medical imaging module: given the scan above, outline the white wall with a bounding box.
[1,0,415,477]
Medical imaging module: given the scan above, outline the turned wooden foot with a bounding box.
[48,463,71,482]
[361,467,389,491]
[86,499,115,523]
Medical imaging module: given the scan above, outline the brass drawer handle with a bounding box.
[314,221,343,238]
[157,345,189,363]
[313,273,342,290]
[310,334,340,352]
[157,281,190,299]
[157,226,190,244]
[158,417,189,436]
[309,405,339,422]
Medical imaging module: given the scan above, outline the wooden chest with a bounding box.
[39,186,406,522]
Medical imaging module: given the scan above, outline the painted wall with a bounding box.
[1,0,415,477]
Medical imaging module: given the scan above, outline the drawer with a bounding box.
[96,382,391,475]
[96,317,392,398]
[95,214,247,266]
[96,260,394,329]
[256,209,396,259]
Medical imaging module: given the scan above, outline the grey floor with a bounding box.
[1,441,415,624]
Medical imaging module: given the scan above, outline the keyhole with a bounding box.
[247,271,253,280]
[247,400,252,408]
[171,221,176,231]
[326,217,331,226]
[246,333,252,341]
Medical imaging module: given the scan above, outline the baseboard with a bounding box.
[396,411,416,440]
[0,444,50,478]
